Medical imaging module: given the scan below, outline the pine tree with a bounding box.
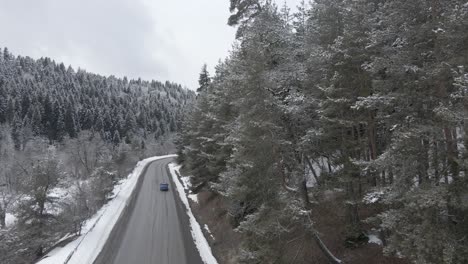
[3,48,11,61]
[11,113,22,150]
[64,104,78,138]
[112,130,121,146]
[177,1,468,263]
[197,64,211,93]
[228,0,264,38]
[0,87,7,123]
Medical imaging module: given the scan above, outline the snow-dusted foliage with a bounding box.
[0,47,195,146]
[177,0,468,263]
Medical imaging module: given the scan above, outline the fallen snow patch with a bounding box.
[5,213,16,227]
[368,234,383,246]
[180,176,192,190]
[48,187,70,199]
[188,193,199,203]
[37,155,177,264]
[169,163,218,264]
[439,175,454,184]
[363,190,384,204]
[204,224,215,240]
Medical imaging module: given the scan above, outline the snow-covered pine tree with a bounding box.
[197,64,211,93]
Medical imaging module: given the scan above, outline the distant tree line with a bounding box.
[0,47,195,148]
[177,1,468,263]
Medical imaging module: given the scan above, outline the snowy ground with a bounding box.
[368,234,383,246]
[180,174,199,203]
[204,224,215,240]
[189,193,199,203]
[37,155,176,264]
[168,163,218,264]
[5,213,16,227]
[180,175,192,189]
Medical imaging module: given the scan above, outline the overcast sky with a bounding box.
[0,0,301,90]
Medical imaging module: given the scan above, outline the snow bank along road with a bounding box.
[94,157,203,264]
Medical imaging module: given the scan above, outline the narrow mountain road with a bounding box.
[94,158,203,264]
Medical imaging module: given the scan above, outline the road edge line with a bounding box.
[168,163,219,264]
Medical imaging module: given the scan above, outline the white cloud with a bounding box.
[0,0,302,89]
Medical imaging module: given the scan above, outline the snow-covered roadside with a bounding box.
[168,163,218,264]
[204,224,215,240]
[368,234,383,246]
[37,155,176,264]
[189,193,199,203]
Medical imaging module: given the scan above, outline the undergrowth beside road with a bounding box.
[180,168,409,264]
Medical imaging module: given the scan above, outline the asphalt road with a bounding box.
[94,158,203,264]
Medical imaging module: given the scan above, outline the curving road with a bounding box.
[94,158,203,264]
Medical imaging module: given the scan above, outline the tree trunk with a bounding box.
[388,169,394,184]
[358,171,362,197]
[444,127,459,180]
[0,206,6,228]
[417,138,430,185]
[305,155,320,186]
[464,124,468,176]
[346,181,360,229]
[368,111,378,186]
[327,157,333,174]
[301,179,311,209]
[433,140,440,184]
[309,226,343,264]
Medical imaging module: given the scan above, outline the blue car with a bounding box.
[160,183,169,191]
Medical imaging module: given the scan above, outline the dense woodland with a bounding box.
[177,0,468,263]
[0,47,193,146]
[0,48,195,263]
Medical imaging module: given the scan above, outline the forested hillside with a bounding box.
[0,47,195,263]
[177,0,468,263]
[0,47,193,147]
